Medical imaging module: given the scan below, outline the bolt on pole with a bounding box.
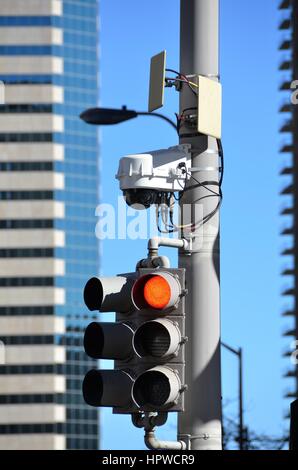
[178,0,222,450]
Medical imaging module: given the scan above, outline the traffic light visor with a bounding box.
[132,366,181,410]
[84,275,135,313]
[133,319,181,358]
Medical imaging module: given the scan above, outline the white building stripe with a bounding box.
[0,57,63,75]
[0,27,62,46]
[4,346,66,365]
[0,287,65,306]
[0,375,66,395]
[0,143,64,161]
[4,86,64,105]
[0,230,65,248]
[0,259,65,277]
[0,172,64,191]
[0,0,62,17]
[0,405,66,424]
[0,114,64,133]
[0,435,66,451]
[0,201,65,219]
[0,316,65,336]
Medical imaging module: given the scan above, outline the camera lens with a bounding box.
[123,189,157,209]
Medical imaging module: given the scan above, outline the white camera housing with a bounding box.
[116,144,191,193]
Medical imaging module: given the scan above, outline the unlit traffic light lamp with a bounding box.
[82,266,186,413]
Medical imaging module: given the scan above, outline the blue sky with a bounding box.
[97,0,291,449]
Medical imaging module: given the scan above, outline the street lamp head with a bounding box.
[80,106,138,125]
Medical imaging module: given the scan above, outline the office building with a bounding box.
[0,0,100,449]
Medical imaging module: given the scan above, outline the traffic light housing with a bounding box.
[82,267,186,414]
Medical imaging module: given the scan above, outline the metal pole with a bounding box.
[178,0,222,450]
[221,343,244,450]
[239,347,244,450]
[290,399,298,450]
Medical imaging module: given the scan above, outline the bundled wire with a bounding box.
[165,68,198,96]
[156,140,224,234]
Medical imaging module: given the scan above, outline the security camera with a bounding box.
[123,188,159,209]
[116,145,191,209]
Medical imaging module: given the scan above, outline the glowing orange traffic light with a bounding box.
[144,275,171,309]
[132,272,181,311]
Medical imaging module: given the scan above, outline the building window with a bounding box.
[0,191,53,200]
[0,134,53,142]
[0,162,53,172]
[0,277,54,287]
[0,365,56,374]
[0,16,53,27]
[0,248,54,258]
[0,335,55,345]
[0,220,54,230]
[0,306,54,316]
[0,394,56,404]
[0,105,53,114]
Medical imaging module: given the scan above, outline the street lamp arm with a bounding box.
[221,341,240,357]
[137,111,177,132]
[80,106,177,132]
[221,341,244,450]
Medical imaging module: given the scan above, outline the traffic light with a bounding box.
[82,267,186,414]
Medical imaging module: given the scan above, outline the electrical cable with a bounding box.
[165,68,186,78]
[157,207,176,234]
[153,127,224,233]
[177,139,224,229]
[165,68,198,96]
[188,173,221,197]
[177,107,198,132]
[166,77,199,89]
[217,138,224,187]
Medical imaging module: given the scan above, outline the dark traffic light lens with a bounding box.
[83,369,134,408]
[84,322,104,359]
[134,322,170,358]
[83,370,103,407]
[84,322,134,360]
[133,371,170,408]
[83,277,103,311]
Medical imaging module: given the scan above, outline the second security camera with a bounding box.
[116,145,191,210]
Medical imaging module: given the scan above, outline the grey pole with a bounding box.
[239,347,244,450]
[178,0,222,450]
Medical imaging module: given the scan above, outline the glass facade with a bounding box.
[0,0,100,450]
